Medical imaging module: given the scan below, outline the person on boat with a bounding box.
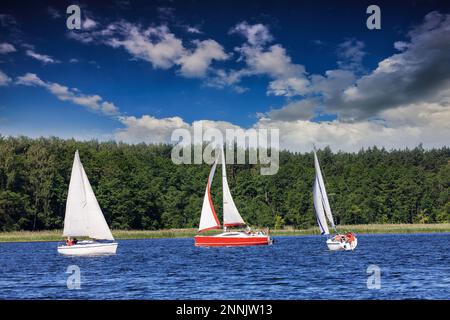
[73,238,78,245]
[345,232,355,244]
[66,238,74,246]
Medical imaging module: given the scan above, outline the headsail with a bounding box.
[313,149,336,232]
[63,150,114,240]
[221,147,246,227]
[198,155,221,232]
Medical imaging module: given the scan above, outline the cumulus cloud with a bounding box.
[107,24,184,69]
[265,11,450,123]
[178,40,228,78]
[113,98,450,151]
[0,42,16,54]
[83,17,97,30]
[209,22,306,92]
[337,38,366,72]
[115,115,189,143]
[186,26,202,34]
[230,21,273,46]
[335,11,450,120]
[16,73,119,116]
[26,49,60,64]
[265,99,319,121]
[0,69,11,86]
[69,21,228,78]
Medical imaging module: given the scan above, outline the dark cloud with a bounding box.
[331,11,450,120]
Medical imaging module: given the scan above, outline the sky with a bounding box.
[0,0,449,151]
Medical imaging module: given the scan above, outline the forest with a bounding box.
[0,135,449,232]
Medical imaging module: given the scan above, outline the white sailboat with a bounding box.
[57,150,118,255]
[195,147,272,246]
[313,148,357,251]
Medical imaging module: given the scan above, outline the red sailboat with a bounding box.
[194,147,273,247]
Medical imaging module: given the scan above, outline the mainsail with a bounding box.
[63,151,114,240]
[221,147,246,227]
[313,149,336,234]
[198,155,221,232]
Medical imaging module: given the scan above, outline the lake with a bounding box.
[0,233,449,299]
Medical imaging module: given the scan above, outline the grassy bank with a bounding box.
[0,223,449,243]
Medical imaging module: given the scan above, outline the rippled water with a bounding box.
[0,234,449,299]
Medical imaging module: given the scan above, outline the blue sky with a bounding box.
[0,0,449,151]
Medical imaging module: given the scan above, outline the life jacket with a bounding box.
[345,233,355,243]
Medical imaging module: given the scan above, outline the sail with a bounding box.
[221,147,245,227]
[198,156,221,232]
[63,151,114,240]
[313,176,330,235]
[313,150,336,231]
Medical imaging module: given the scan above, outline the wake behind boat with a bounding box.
[313,148,357,251]
[57,150,117,256]
[194,147,273,247]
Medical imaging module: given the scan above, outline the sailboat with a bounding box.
[194,147,273,247]
[313,148,357,251]
[57,150,118,255]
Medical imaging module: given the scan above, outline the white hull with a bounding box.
[326,237,357,251]
[57,242,118,256]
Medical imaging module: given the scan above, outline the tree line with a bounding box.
[0,135,449,231]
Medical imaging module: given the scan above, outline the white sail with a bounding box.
[313,176,330,235]
[313,150,336,231]
[221,147,245,227]
[198,156,221,232]
[63,151,114,240]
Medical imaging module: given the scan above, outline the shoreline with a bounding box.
[0,223,449,243]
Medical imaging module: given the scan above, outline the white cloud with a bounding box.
[0,69,11,86]
[16,73,119,116]
[178,40,228,78]
[240,44,304,79]
[0,42,16,54]
[113,99,450,151]
[230,22,273,46]
[209,22,307,93]
[186,26,202,34]
[107,24,185,69]
[337,39,366,72]
[267,77,310,97]
[115,115,190,143]
[83,17,97,30]
[70,21,229,79]
[26,49,60,64]
[15,73,46,86]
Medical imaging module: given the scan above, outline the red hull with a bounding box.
[194,235,272,247]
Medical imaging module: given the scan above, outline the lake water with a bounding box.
[0,234,449,299]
